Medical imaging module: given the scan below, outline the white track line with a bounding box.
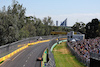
[12,50,25,61]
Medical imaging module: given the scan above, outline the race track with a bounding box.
[0,42,49,67]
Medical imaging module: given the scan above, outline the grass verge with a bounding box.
[53,42,86,67]
[0,61,4,64]
[42,49,47,67]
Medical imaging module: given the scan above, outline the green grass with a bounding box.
[53,42,86,67]
[0,61,4,64]
[43,53,46,67]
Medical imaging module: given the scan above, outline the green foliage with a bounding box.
[85,18,100,38]
[0,0,68,46]
[0,61,4,64]
[72,22,86,34]
[19,27,29,39]
[72,18,100,39]
[0,0,26,45]
[53,42,85,67]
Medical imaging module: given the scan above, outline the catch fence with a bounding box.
[0,35,59,58]
[67,43,90,67]
[46,35,67,67]
[90,52,100,61]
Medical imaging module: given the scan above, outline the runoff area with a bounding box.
[53,42,85,67]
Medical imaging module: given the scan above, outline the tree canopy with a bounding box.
[0,0,67,46]
[85,18,100,38]
[72,22,85,34]
[72,18,100,39]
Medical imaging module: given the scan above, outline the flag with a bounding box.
[60,18,67,27]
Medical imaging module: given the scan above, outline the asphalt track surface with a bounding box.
[0,42,49,67]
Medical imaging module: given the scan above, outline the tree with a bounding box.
[43,16,54,35]
[11,0,26,30]
[0,0,26,45]
[72,22,85,33]
[33,17,45,36]
[43,16,54,26]
[0,0,69,46]
[97,24,100,36]
[85,18,99,38]
[20,23,36,38]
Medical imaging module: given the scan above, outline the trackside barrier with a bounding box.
[0,35,60,58]
[0,45,28,62]
[51,40,67,51]
[90,52,100,61]
[41,48,48,67]
[67,43,90,67]
[28,40,50,46]
[42,37,67,67]
[0,37,39,58]
[47,39,67,67]
[0,39,50,63]
[41,38,57,67]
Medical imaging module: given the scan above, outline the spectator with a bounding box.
[68,37,100,62]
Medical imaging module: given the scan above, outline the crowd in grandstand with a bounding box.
[68,37,100,62]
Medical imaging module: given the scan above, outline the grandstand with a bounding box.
[67,35,100,67]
